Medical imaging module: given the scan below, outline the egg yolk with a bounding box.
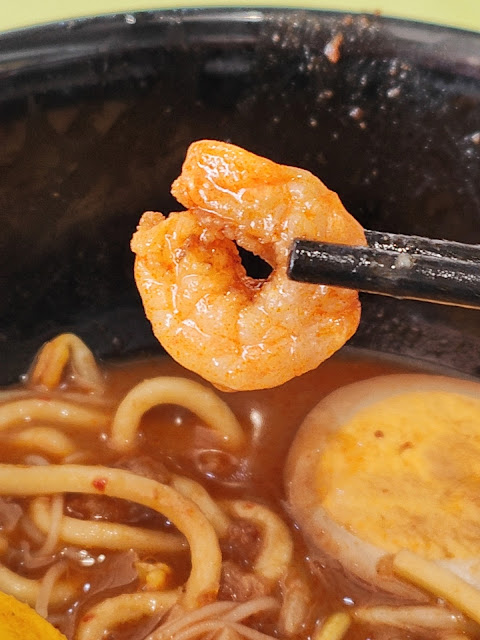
[317,391,480,559]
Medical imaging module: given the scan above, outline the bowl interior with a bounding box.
[1,8,480,384]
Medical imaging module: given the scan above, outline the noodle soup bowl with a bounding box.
[1,8,480,638]
[1,8,480,379]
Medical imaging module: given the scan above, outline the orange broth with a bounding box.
[0,350,440,639]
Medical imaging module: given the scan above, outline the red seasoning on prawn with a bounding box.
[131,140,366,391]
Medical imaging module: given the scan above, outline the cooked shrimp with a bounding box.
[131,140,366,391]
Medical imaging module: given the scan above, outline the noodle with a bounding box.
[0,498,23,533]
[165,619,277,640]
[0,563,76,607]
[19,542,56,570]
[110,377,246,452]
[35,560,68,618]
[353,605,471,631]
[0,389,36,402]
[223,597,279,622]
[9,427,76,458]
[0,464,221,609]
[278,566,312,636]
[35,494,65,557]
[0,399,109,432]
[30,497,187,553]
[313,613,351,640]
[76,589,181,640]
[30,333,104,392]
[148,598,279,640]
[221,501,294,584]
[393,550,480,625]
[20,512,48,545]
[149,601,237,640]
[170,475,231,537]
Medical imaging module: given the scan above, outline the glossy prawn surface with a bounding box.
[131,140,366,391]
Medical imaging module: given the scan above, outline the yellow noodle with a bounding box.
[30,333,104,392]
[354,605,470,631]
[279,566,312,636]
[393,550,480,624]
[110,377,245,451]
[0,399,109,432]
[0,389,109,411]
[313,613,351,640]
[30,337,70,390]
[76,589,181,640]
[9,427,76,458]
[30,496,186,553]
[0,563,76,607]
[171,475,231,537]
[35,560,67,618]
[20,513,47,545]
[0,464,221,609]
[222,500,293,583]
[36,495,64,556]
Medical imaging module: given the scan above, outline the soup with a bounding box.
[2,143,480,640]
[0,334,478,640]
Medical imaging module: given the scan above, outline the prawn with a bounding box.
[131,140,366,391]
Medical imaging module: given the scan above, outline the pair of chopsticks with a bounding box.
[288,230,480,309]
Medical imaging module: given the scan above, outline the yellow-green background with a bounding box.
[2,1,480,34]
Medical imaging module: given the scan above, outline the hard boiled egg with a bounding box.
[0,591,66,640]
[285,374,480,598]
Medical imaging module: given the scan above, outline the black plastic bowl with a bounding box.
[1,8,480,384]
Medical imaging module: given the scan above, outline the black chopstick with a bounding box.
[287,230,480,309]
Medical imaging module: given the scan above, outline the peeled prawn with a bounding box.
[131,140,366,391]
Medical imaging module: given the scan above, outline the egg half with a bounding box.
[0,591,66,640]
[285,374,480,598]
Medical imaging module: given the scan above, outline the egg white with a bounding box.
[285,373,480,599]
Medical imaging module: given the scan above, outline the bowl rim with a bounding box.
[1,7,480,81]
[2,0,480,36]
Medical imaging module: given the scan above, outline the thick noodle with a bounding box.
[30,333,104,392]
[29,497,186,553]
[171,475,231,537]
[9,428,76,459]
[221,500,293,584]
[0,464,221,609]
[110,377,246,451]
[77,590,181,640]
[0,563,77,607]
[0,399,109,432]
